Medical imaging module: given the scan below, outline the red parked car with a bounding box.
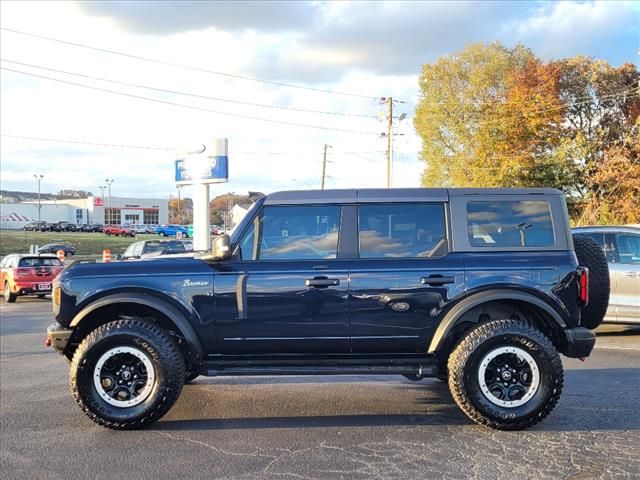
[103,225,135,237]
[1,254,64,302]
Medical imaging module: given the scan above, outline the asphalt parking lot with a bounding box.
[1,299,639,480]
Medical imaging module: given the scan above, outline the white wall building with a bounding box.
[231,203,251,227]
[0,196,168,229]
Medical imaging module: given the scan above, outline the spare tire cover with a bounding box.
[572,234,610,329]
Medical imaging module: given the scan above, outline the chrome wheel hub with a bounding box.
[93,346,155,408]
[478,346,540,408]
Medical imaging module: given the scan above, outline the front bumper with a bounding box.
[46,323,73,354]
[561,327,596,358]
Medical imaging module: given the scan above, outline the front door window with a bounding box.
[239,205,341,261]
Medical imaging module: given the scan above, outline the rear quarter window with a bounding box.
[467,201,555,248]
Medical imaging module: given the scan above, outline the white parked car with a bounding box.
[572,225,640,324]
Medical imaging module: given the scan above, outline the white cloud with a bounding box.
[505,1,637,60]
[0,0,635,200]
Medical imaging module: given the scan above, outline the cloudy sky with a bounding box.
[0,0,637,199]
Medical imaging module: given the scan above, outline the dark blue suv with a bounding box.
[46,188,605,430]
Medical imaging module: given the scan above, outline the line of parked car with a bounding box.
[1,238,197,303]
[23,221,226,237]
[23,221,104,232]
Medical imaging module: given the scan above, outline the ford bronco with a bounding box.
[45,188,608,430]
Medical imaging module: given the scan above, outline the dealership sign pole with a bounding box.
[175,139,228,251]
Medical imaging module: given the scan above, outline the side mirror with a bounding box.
[210,234,232,261]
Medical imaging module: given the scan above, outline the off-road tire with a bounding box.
[448,319,563,431]
[4,282,17,303]
[70,319,185,429]
[572,234,610,329]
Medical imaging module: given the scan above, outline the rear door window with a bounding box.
[467,201,554,247]
[613,233,640,264]
[358,203,447,258]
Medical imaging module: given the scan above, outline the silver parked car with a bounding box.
[572,225,640,324]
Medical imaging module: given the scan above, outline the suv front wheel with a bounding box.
[448,319,563,430]
[70,319,185,429]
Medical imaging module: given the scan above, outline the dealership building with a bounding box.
[0,194,168,229]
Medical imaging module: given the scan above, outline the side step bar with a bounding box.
[201,361,438,377]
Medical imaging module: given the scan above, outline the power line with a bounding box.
[0,27,379,100]
[419,88,639,127]
[0,66,380,135]
[0,58,377,118]
[1,134,173,151]
[1,134,386,155]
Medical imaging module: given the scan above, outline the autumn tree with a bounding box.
[414,43,640,222]
[414,43,549,188]
[579,123,640,224]
[209,193,253,225]
[168,197,192,224]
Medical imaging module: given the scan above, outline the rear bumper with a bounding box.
[11,283,53,296]
[560,327,596,358]
[46,323,73,354]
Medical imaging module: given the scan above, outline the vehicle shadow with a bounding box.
[596,324,640,336]
[155,368,639,432]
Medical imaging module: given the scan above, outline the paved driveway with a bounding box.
[1,299,639,479]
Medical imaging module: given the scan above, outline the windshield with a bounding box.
[144,241,187,254]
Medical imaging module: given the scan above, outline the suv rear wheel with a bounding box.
[448,319,563,430]
[70,319,185,429]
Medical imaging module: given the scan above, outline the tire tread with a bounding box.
[448,319,564,430]
[69,318,185,430]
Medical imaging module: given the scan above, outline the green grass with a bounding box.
[0,230,160,258]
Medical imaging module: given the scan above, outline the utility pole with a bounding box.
[33,174,43,221]
[321,144,331,190]
[225,192,234,231]
[105,179,114,224]
[379,97,406,188]
[385,98,393,188]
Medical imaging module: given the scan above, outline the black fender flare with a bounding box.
[427,289,567,354]
[70,293,204,361]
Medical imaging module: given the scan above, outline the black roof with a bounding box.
[263,188,563,205]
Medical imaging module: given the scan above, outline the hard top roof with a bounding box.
[263,188,563,205]
[573,225,640,233]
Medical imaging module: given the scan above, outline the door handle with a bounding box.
[305,277,340,288]
[420,275,455,286]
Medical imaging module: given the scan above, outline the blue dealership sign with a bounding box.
[175,139,229,185]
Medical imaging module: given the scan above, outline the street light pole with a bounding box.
[98,186,106,223]
[321,144,331,190]
[105,179,114,224]
[33,174,43,222]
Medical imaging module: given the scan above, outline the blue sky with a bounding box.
[1,1,637,199]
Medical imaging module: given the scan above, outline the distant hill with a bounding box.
[0,190,58,203]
